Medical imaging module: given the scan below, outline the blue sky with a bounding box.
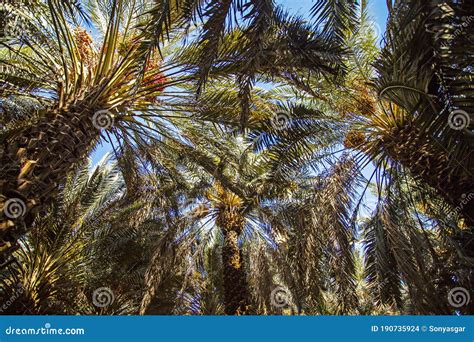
[277,0,388,32]
[273,0,388,219]
[92,0,389,165]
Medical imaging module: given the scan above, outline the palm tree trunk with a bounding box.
[217,207,251,315]
[382,124,474,253]
[382,125,474,314]
[0,106,100,263]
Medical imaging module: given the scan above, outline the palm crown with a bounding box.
[0,0,473,315]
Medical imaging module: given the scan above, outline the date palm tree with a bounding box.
[136,82,364,313]
[243,0,474,314]
[4,0,470,316]
[0,0,192,262]
[0,152,218,314]
[372,0,473,225]
[338,1,474,313]
[0,0,357,265]
[0,155,128,314]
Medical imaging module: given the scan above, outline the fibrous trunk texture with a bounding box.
[217,207,251,315]
[382,124,474,254]
[0,107,100,263]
